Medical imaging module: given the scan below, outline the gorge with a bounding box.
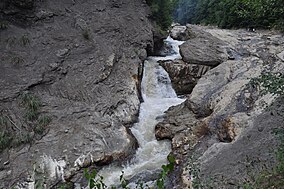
[0,0,284,189]
[98,37,185,188]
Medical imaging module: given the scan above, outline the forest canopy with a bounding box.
[173,0,284,30]
[146,0,178,31]
[147,0,284,31]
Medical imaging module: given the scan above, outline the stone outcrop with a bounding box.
[180,38,228,66]
[0,0,154,188]
[159,60,211,95]
[156,26,284,188]
[178,25,229,67]
[170,25,188,41]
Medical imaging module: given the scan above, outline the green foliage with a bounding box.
[84,169,107,189]
[240,75,284,188]
[10,56,25,65]
[274,128,284,175]
[147,0,175,31]
[22,93,41,121]
[0,130,12,152]
[242,128,284,188]
[22,93,50,135]
[0,116,12,151]
[173,0,284,31]
[34,116,51,135]
[251,72,284,96]
[156,154,175,189]
[20,34,30,46]
[0,93,51,152]
[82,154,176,189]
[0,21,8,30]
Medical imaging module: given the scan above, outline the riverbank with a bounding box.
[156,24,284,188]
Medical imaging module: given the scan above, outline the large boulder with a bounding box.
[176,24,231,67]
[180,37,228,66]
[170,24,213,41]
[170,25,188,41]
[159,60,211,95]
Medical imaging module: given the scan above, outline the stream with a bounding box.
[98,36,185,187]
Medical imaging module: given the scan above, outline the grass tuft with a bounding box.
[34,116,51,135]
[82,29,91,40]
[20,34,30,46]
[0,21,8,30]
[22,93,41,121]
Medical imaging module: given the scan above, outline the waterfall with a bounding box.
[97,36,185,188]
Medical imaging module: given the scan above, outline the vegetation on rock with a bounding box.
[240,74,284,188]
[252,73,284,96]
[242,128,284,189]
[55,155,176,189]
[0,93,50,152]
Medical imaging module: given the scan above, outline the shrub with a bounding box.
[80,154,176,189]
[251,72,284,96]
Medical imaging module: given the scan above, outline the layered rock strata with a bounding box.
[0,0,154,187]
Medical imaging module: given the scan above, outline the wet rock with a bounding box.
[155,123,174,140]
[150,25,168,56]
[170,25,188,41]
[158,43,175,57]
[159,59,211,95]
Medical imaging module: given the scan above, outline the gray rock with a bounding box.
[277,51,284,62]
[0,0,153,187]
[170,24,212,41]
[180,37,228,66]
[156,26,284,188]
[56,48,69,58]
[159,59,211,95]
[170,25,188,41]
[35,10,54,20]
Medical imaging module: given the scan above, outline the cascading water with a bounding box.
[98,37,185,187]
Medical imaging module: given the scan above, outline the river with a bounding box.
[98,36,185,188]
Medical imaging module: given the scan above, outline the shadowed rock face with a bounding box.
[0,0,154,187]
[159,60,211,95]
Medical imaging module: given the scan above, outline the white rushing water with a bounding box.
[98,36,185,187]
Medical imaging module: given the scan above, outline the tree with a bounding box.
[147,0,174,31]
[172,0,283,31]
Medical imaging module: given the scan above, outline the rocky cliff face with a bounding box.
[156,25,284,188]
[0,0,154,188]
